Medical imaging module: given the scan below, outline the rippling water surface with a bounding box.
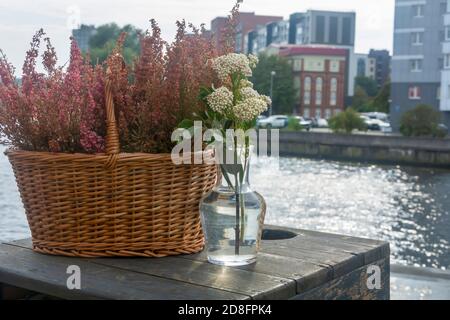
[0,145,449,269]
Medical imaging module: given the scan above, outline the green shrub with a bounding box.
[400,104,442,137]
[329,108,367,134]
[285,117,303,131]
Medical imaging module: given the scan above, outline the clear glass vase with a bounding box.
[200,146,266,266]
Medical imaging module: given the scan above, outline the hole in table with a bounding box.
[262,229,298,240]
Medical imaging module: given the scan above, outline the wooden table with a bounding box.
[0,225,390,300]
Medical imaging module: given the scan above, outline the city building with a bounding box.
[279,46,348,119]
[288,10,356,99]
[72,25,96,52]
[288,10,356,47]
[391,0,450,131]
[245,20,289,55]
[266,20,290,47]
[369,49,391,89]
[211,12,283,53]
[355,53,376,79]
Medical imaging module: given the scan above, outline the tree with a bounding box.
[352,86,370,111]
[329,108,367,134]
[87,23,141,65]
[400,104,443,137]
[251,54,295,115]
[355,76,378,97]
[371,80,390,113]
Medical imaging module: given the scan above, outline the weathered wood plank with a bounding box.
[292,258,390,300]
[263,225,390,267]
[0,244,248,300]
[90,256,295,300]
[177,250,334,294]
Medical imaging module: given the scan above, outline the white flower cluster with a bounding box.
[212,53,253,82]
[240,87,260,100]
[207,53,271,122]
[248,54,259,68]
[206,86,234,113]
[240,79,253,88]
[232,97,269,122]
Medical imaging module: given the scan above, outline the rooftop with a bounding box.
[279,45,349,57]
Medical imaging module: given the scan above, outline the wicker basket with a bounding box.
[5,75,217,258]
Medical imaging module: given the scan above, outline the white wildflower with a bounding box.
[232,97,269,122]
[240,79,254,88]
[248,54,259,68]
[212,53,253,82]
[240,87,260,100]
[206,86,234,114]
[261,95,272,106]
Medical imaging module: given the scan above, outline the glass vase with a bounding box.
[200,145,266,266]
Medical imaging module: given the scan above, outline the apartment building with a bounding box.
[211,12,283,53]
[356,54,376,79]
[391,0,450,130]
[369,49,391,89]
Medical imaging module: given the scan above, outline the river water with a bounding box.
[0,146,449,270]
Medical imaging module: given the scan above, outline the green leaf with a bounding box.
[178,119,194,130]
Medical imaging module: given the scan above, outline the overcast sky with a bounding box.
[0,0,395,72]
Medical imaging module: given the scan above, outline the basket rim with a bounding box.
[4,148,213,160]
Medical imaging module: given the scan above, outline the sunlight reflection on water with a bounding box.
[252,156,450,270]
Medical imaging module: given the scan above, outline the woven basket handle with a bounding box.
[105,68,120,155]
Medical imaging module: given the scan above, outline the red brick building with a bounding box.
[279,46,348,119]
[211,12,283,53]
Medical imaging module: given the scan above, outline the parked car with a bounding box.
[361,115,392,132]
[306,117,328,128]
[316,118,329,128]
[436,123,449,137]
[361,112,389,122]
[306,117,318,128]
[293,116,312,131]
[256,115,267,127]
[257,115,289,129]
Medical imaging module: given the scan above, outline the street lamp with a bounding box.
[269,71,276,117]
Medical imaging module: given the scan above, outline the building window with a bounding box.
[410,59,423,72]
[316,15,325,43]
[411,32,423,45]
[437,86,441,100]
[342,17,352,45]
[325,108,331,119]
[293,76,301,99]
[445,54,450,69]
[329,17,338,44]
[303,108,310,118]
[304,77,311,105]
[408,86,421,100]
[441,2,448,14]
[413,4,424,18]
[446,26,450,41]
[330,60,340,73]
[315,77,323,106]
[293,59,302,72]
[330,78,338,106]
